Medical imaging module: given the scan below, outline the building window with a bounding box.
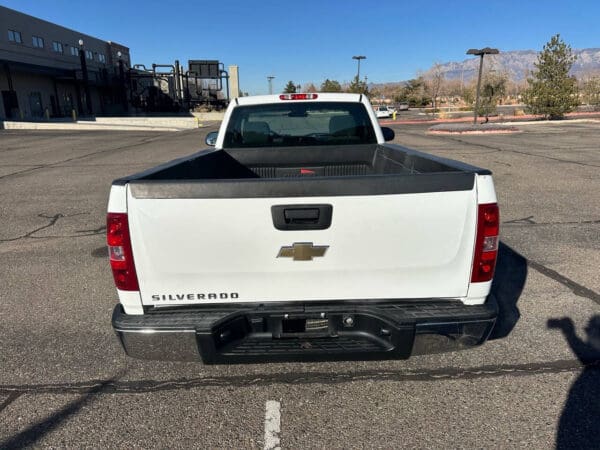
[85,50,93,60]
[32,36,44,48]
[52,41,63,53]
[98,53,106,63]
[8,30,22,43]
[70,46,79,56]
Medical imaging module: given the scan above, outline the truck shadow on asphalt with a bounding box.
[488,241,527,340]
[548,316,600,449]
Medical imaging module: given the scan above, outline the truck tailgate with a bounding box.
[127,187,477,306]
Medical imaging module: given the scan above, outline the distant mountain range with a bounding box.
[429,48,600,82]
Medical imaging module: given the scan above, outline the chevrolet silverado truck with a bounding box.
[109,93,500,363]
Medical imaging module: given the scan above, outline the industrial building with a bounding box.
[0,5,131,119]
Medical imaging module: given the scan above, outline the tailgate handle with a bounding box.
[272,204,333,230]
[284,208,319,223]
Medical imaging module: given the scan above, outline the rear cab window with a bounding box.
[223,101,377,148]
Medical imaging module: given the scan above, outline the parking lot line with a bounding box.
[264,400,281,450]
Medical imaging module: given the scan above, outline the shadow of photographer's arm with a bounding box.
[547,317,599,364]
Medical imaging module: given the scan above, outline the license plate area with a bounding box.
[274,315,332,338]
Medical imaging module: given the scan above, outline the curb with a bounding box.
[381,111,600,126]
[501,118,600,126]
[428,129,522,135]
[427,123,521,135]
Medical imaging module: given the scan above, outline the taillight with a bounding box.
[107,212,139,291]
[471,203,500,283]
[279,93,318,100]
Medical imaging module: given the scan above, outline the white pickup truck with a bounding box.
[109,93,500,363]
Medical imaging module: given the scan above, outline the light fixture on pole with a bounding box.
[267,76,275,95]
[352,55,366,81]
[466,47,499,124]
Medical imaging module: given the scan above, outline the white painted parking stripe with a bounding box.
[264,400,281,450]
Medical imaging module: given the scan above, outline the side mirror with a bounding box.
[381,127,395,142]
[205,131,218,146]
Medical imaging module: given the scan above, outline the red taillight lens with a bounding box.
[107,213,139,291]
[279,93,318,100]
[471,203,500,283]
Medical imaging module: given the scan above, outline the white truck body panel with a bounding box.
[127,187,478,307]
[107,184,127,213]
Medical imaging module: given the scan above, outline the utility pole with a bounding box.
[466,47,499,124]
[352,55,366,81]
[267,76,275,95]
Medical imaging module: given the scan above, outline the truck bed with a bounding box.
[115,144,490,199]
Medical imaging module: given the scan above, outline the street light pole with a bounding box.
[352,55,366,81]
[474,54,484,123]
[267,76,275,95]
[466,47,499,124]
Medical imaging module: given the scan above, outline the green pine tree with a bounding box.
[347,76,369,95]
[320,79,342,92]
[283,81,297,93]
[395,78,430,107]
[522,34,579,119]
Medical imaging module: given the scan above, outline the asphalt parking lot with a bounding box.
[0,122,598,448]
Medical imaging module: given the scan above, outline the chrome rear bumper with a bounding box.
[112,297,497,364]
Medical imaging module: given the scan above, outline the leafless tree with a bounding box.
[426,63,445,110]
[581,74,600,109]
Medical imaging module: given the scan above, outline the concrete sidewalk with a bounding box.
[1,111,225,131]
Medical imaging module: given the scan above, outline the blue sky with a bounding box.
[2,0,598,94]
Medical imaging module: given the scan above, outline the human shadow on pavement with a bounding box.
[487,242,527,340]
[548,316,600,450]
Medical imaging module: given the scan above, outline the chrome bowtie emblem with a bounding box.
[277,242,329,261]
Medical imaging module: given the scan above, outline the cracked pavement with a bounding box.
[0,124,599,448]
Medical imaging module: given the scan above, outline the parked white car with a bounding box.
[375,106,391,118]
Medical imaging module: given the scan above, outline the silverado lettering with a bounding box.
[151,293,239,301]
